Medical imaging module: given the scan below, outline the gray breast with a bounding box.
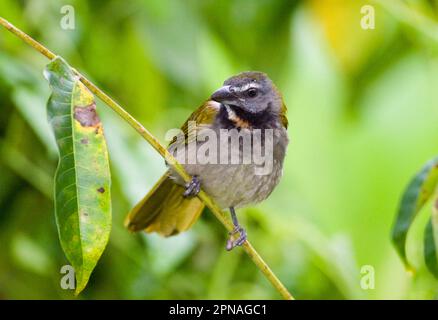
[168,126,288,209]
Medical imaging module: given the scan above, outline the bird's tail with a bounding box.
[125,171,205,236]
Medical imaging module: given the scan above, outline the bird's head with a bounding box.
[210,71,287,128]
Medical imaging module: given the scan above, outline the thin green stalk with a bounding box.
[0,17,293,300]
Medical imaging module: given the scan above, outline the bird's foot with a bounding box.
[226,226,247,251]
[183,175,201,198]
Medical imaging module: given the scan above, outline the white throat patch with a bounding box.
[224,104,250,128]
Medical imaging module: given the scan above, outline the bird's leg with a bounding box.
[226,207,247,251]
[183,175,201,198]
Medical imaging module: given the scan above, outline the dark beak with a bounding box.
[211,85,233,103]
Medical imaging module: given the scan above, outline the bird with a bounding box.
[125,71,289,250]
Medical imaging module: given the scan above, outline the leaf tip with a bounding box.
[74,277,87,296]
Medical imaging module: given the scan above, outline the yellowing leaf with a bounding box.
[44,57,111,295]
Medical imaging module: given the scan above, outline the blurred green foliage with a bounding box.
[1,0,438,299]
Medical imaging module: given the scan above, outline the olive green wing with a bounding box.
[169,100,220,146]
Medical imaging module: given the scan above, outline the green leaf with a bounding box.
[44,57,112,295]
[392,157,438,270]
[424,201,438,278]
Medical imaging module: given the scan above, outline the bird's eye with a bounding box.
[247,88,258,98]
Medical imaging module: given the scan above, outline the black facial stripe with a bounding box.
[229,102,277,128]
[215,102,279,130]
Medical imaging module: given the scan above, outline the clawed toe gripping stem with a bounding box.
[226,207,247,251]
[183,175,201,198]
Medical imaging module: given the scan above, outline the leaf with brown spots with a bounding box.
[44,57,112,295]
[392,157,438,273]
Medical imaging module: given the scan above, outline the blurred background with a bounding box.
[1,0,438,299]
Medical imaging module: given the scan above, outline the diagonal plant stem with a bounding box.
[0,17,293,300]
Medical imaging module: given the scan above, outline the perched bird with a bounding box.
[125,71,289,250]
